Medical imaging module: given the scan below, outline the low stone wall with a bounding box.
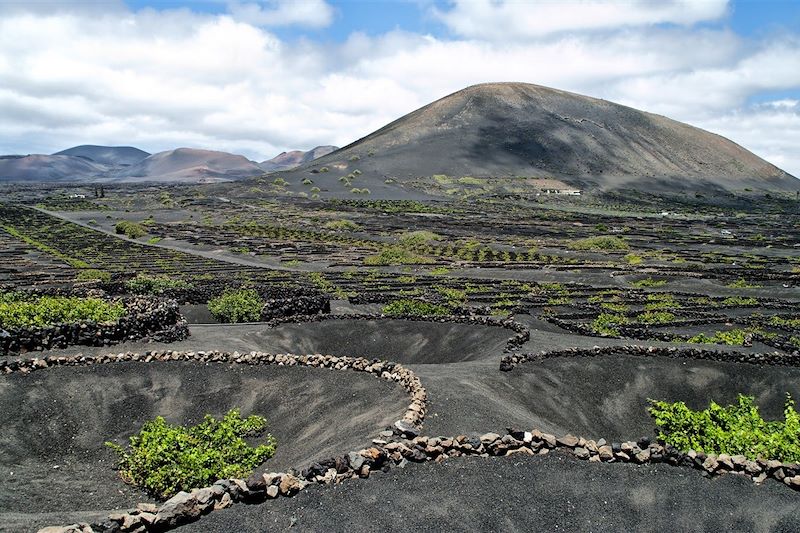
[499,345,800,372]
[1,298,188,355]
[4,349,425,533]
[259,294,330,320]
[544,314,799,354]
[264,313,530,352]
[103,280,328,307]
[42,426,800,533]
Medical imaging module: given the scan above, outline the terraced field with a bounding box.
[0,187,798,532]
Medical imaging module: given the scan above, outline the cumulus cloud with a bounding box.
[0,1,798,178]
[227,0,335,28]
[432,0,729,40]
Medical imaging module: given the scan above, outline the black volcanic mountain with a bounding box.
[283,82,797,192]
[54,145,150,167]
[260,145,338,172]
[0,154,107,182]
[112,148,263,182]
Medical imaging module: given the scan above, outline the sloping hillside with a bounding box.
[281,82,797,193]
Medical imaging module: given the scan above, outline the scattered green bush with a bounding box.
[106,409,276,499]
[687,328,755,345]
[399,230,442,245]
[115,220,147,239]
[567,236,629,251]
[324,219,360,231]
[648,394,800,462]
[632,278,667,288]
[125,274,193,295]
[207,289,264,323]
[0,293,125,329]
[382,299,451,316]
[76,269,111,283]
[434,286,466,306]
[590,312,629,336]
[727,278,761,289]
[770,316,800,329]
[722,296,759,306]
[364,247,434,266]
[624,253,643,265]
[636,311,675,324]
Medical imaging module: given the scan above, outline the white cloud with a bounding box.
[696,101,800,178]
[0,2,798,178]
[227,0,334,28]
[432,0,729,40]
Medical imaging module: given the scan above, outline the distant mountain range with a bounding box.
[260,146,338,171]
[0,145,336,183]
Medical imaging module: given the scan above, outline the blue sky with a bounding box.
[1,0,799,175]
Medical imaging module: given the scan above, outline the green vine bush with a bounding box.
[364,246,434,266]
[115,220,147,239]
[125,274,193,295]
[382,299,451,316]
[567,235,629,251]
[207,288,264,323]
[0,292,125,329]
[649,394,800,462]
[106,409,276,499]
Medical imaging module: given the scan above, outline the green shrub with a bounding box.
[643,293,677,310]
[648,394,800,462]
[115,221,147,239]
[364,247,434,265]
[624,253,643,265]
[382,299,451,316]
[399,230,442,245]
[0,293,125,329]
[590,312,629,336]
[324,219,360,231]
[727,278,761,289]
[632,278,667,288]
[687,328,755,345]
[636,311,676,324]
[434,286,467,305]
[76,269,111,283]
[722,296,759,306]
[126,274,192,295]
[207,289,264,323]
[106,409,276,499]
[567,236,629,251]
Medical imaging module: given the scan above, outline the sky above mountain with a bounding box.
[1,0,799,177]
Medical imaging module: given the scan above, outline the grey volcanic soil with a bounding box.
[183,453,800,532]
[416,354,800,440]
[0,362,406,532]
[33,319,513,365]
[14,319,800,531]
